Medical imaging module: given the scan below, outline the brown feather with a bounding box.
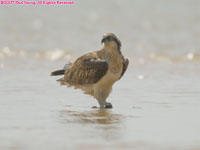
[58,52,108,85]
[119,58,129,79]
[51,70,65,76]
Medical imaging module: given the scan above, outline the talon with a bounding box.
[92,106,98,109]
[105,103,113,109]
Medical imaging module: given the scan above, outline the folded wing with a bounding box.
[58,54,108,85]
[119,57,129,80]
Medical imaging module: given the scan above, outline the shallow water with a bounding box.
[0,57,200,150]
[1,0,200,149]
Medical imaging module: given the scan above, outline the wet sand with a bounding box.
[0,58,200,150]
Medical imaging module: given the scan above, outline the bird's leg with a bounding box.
[104,102,113,109]
[97,99,105,109]
[94,89,106,108]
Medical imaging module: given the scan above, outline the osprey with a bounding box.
[51,33,129,108]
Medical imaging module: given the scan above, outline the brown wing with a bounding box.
[58,53,108,85]
[119,58,129,79]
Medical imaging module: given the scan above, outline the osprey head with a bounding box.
[101,33,121,51]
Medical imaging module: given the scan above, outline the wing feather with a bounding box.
[119,58,129,79]
[58,53,108,85]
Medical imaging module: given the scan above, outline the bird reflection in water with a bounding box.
[60,109,123,125]
[59,108,124,141]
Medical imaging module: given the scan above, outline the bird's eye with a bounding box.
[107,36,112,40]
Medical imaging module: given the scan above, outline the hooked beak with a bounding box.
[101,37,109,44]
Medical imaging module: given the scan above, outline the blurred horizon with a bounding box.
[0,0,200,60]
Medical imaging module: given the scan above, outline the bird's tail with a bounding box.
[51,62,72,76]
[51,70,65,76]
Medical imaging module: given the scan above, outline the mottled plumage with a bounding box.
[119,57,129,79]
[51,33,129,108]
[58,54,108,85]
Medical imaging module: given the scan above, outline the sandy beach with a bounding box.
[0,57,199,150]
